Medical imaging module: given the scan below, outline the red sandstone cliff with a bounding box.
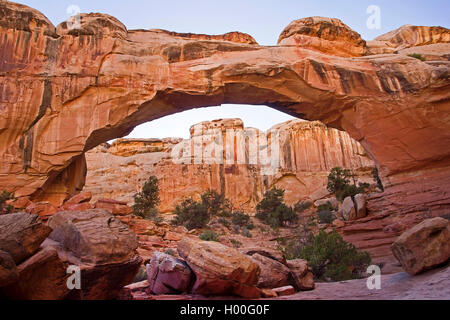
[84,119,374,213]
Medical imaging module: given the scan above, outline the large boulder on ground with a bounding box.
[342,197,357,221]
[1,209,142,300]
[177,237,261,298]
[0,246,70,300]
[278,17,367,57]
[146,251,193,294]
[354,194,367,219]
[0,213,51,264]
[286,259,315,291]
[0,250,18,287]
[48,209,138,264]
[392,217,450,275]
[46,209,141,299]
[250,253,291,289]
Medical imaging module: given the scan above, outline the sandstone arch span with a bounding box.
[0,2,449,214]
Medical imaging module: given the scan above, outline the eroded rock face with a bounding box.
[1,1,449,217]
[392,217,450,275]
[0,213,51,264]
[0,250,18,287]
[48,209,138,265]
[84,119,374,213]
[177,237,261,298]
[278,16,367,57]
[375,24,450,49]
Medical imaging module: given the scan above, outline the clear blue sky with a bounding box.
[18,0,450,139]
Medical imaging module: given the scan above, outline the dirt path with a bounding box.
[276,263,450,300]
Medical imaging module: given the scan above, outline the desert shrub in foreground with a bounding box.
[132,176,161,221]
[256,187,297,229]
[199,230,219,242]
[299,230,371,281]
[0,190,15,214]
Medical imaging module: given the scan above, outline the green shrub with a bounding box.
[172,199,209,230]
[299,230,371,281]
[317,201,335,212]
[172,190,233,230]
[294,201,312,214]
[372,167,384,192]
[407,53,426,61]
[231,211,250,227]
[201,190,232,217]
[317,210,335,224]
[0,191,15,214]
[327,167,369,201]
[132,176,161,220]
[327,167,352,201]
[199,230,219,242]
[246,222,254,230]
[256,187,297,229]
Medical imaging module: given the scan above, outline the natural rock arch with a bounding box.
[0,2,449,214]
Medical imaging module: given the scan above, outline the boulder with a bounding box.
[278,17,367,57]
[354,194,367,219]
[44,209,142,299]
[342,197,356,221]
[0,246,70,300]
[48,209,139,264]
[5,197,32,210]
[177,237,260,298]
[94,198,132,216]
[240,246,287,265]
[286,259,315,291]
[0,250,18,287]
[250,253,291,289]
[0,213,51,264]
[25,202,58,218]
[392,217,450,275]
[273,285,295,297]
[62,192,92,208]
[314,197,339,209]
[146,252,193,294]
